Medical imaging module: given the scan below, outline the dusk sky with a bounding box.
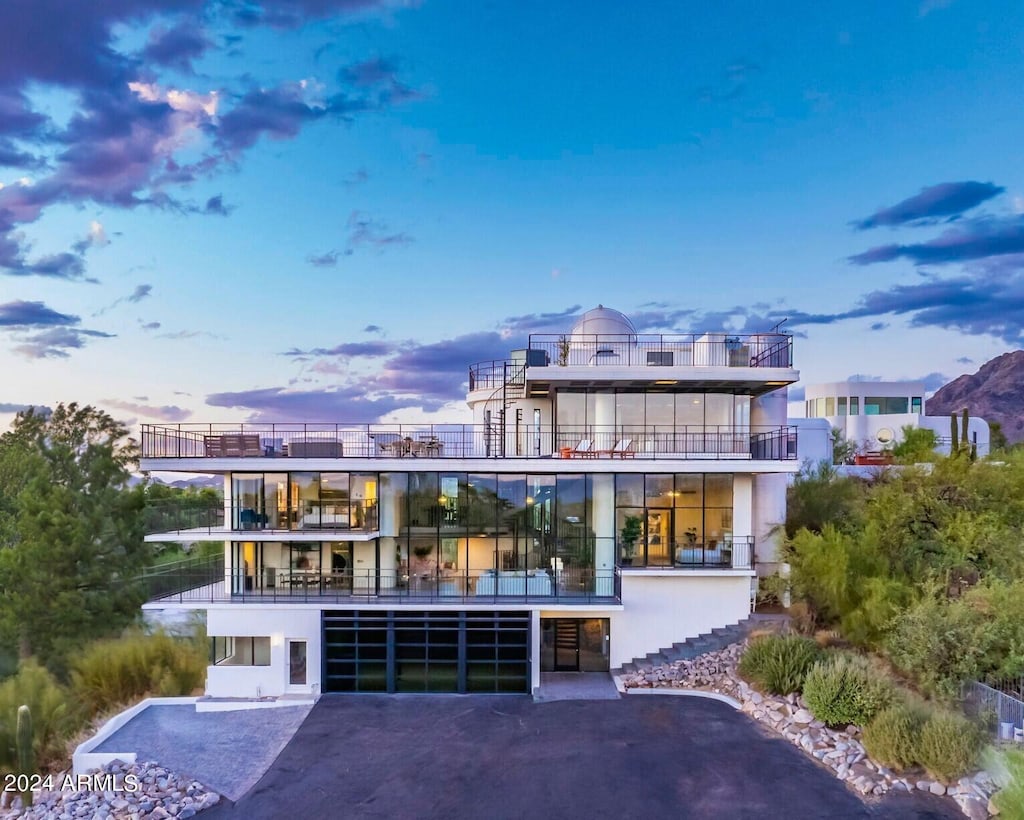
[3,0,1024,430]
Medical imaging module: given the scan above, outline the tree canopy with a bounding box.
[0,404,149,675]
[783,452,1024,698]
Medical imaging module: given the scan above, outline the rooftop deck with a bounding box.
[141,423,797,461]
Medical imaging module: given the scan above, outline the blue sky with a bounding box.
[2,0,1023,427]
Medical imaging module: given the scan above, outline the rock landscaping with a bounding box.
[621,641,1000,819]
[0,760,221,820]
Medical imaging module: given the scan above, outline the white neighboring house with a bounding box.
[139,306,800,698]
[803,380,990,459]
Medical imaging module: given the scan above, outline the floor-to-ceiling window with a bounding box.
[554,390,752,454]
[614,473,735,567]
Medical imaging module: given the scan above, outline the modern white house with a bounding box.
[803,380,990,459]
[140,306,800,697]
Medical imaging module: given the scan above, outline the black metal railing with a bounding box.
[146,566,622,605]
[145,503,225,534]
[138,553,224,599]
[520,331,793,369]
[143,501,380,536]
[141,423,798,461]
[618,535,754,570]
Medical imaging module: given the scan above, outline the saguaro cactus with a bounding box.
[16,704,34,807]
[950,412,959,454]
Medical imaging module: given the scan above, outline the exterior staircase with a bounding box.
[611,618,756,677]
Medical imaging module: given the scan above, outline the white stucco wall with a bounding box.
[206,606,322,698]
[596,573,752,667]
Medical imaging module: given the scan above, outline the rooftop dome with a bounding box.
[569,305,637,339]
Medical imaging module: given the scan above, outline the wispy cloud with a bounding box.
[849,214,1024,266]
[852,181,1004,230]
[307,249,344,267]
[206,385,442,423]
[102,398,192,422]
[94,284,152,316]
[345,211,413,252]
[12,326,114,359]
[695,59,761,103]
[283,340,401,358]
[0,300,78,327]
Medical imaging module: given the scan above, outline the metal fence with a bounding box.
[964,679,1024,740]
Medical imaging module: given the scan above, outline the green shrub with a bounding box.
[917,710,984,782]
[738,635,821,695]
[70,631,206,717]
[862,702,927,771]
[985,748,1024,818]
[0,660,81,772]
[802,654,893,727]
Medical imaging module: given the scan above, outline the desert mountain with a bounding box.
[928,350,1024,443]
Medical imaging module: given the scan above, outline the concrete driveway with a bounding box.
[203,696,961,820]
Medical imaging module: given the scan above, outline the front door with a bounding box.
[541,619,611,672]
[645,510,672,566]
[553,620,580,671]
[288,640,307,687]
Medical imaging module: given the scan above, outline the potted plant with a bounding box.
[619,515,642,567]
[557,335,571,366]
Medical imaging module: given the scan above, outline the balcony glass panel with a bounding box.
[705,474,733,507]
[264,473,288,529]
[676,394,704,426]
[379,473,407,536]
[233,474,263,530]
[292,472,319,529]
[615,393,644,427]
[467,473,498,535]
[646,393,674,428]
[351,473,378,530]
[555,391,585,428]
[705,394,733,427]
[645,474,673,508]
[614,473,643,507]
[734,396,750,427]
[673,474,703,507]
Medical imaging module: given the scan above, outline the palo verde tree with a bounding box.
[0,404,149,676]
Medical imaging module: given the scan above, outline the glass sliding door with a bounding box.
[233,474,264,530]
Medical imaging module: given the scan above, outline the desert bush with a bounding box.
[862,702,927,771]
[70,631,206,717]
[985,748,1024,818]
[738,634,821,695]
[0,660,81,772]
[802,654,893,727]
[916,710,984,782]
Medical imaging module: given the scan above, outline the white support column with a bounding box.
[751,388,788,573]
[530,610,541,694]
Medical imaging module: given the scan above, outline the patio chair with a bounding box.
[572,439,595,458]
[597,438,634,458]
[612,438,635,458]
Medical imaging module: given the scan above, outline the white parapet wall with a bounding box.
[605,572,753,667]
[73,697,197,776]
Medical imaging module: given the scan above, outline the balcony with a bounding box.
[143,566,623,605]
[533,331,789,367]
[618,535,754,570]
[141,423,798,462]
[144,501,378,540]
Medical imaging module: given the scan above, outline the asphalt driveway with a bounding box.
[203,696,961,820]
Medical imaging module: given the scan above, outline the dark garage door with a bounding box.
[323,610,530,694]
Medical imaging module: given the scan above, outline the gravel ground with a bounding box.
[92,704,312,800]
